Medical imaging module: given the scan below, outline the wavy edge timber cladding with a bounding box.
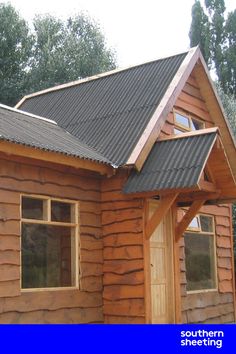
[101,171,145,324]
[175,74,235,324]
[0,154,103,324]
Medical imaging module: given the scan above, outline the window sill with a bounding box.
[186,288,218,295]
[21,286,80,293]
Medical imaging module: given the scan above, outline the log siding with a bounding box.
[0,154,103,324]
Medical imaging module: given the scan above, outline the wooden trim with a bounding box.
[126,46,201,170]
[198,180,218,193]
[143,200,152,323]
[145,193,178,239]
[158,127,218,141]
[175,199,206,241]
[193,55,236,180]
[0,140,113,175]
[172,206,182,323]
[20,194,80,291]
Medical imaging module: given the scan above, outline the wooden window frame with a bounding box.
[184,213,217,294]
[174,110,205,134]
[20,194,80,292]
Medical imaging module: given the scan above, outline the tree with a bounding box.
[27,13,116,93]
[0,5,116,105]
[0,3,32,105]
[189,0,236,96]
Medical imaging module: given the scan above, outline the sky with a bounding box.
[1,0,236,68]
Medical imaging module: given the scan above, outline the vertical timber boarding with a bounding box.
[147,200,175,323]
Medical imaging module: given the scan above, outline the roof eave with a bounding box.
[0,140,114,176]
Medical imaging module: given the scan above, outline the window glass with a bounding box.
[200,215,213,233]
[22,197,44,220]
[51,201,72,222]
[175,113,190,129]
[191,119,204,131]
[22,224,74,288]
[188,216,200,230]
[185,233,216,291]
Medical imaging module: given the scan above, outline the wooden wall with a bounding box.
[0,153,103,324]
[171,73,235,323]
[101,171,146,324]
[180,204,235,323]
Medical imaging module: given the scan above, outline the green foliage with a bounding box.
[0,4,116,105]
[189,0,236,96]
[0,3,32,105]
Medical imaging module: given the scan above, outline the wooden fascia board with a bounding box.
[193,54,236,180]
[126,46,201,171]
[158,127,218,142]
[0,140,114,175]
[145,193,178,239]
[175,199,206,241]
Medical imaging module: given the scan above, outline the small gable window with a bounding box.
[174,111,204,134]
[184,214,217,293]
[21,195,79,290]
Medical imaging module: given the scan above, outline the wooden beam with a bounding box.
[158,127,218,142]
[197,180,218,193]
[175,199,206,241]
[145,193,178,240]
[0,140,114,176]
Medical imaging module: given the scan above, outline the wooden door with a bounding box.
[149,201,175,323]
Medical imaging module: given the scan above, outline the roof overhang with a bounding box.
[125,47,236,191]
[0,140,114,176]
[123,128,236,205]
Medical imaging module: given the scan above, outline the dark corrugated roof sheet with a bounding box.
[19,52,188,166]
[0,106,110,164]
[123,132,217,194]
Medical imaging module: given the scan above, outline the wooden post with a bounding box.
[145,193,178,239]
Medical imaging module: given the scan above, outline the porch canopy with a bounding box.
[123,128,236,206]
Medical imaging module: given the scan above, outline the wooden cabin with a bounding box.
[0,46,236,324]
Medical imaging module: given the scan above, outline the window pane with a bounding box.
[22,197,44,220]
[22,223,75,288]
[191,119,203,131]
[185,233,216,291]
[188,216,200,230]
[200,215,213,233]
[174,128,184,135]
[175,113,190,129]
[51,201,72,222]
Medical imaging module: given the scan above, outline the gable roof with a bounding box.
[0,104,111,165]
[16,50,190,166]
[123,130,217,194]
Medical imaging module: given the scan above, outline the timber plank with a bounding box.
[103,259,144,275]
[103,284,144,301]
[103,271,144,286]
[103,299,145,316]
[104,315,145,324]
[103,219,142,236]
[103,233,143,247]
[0,290,102,312]
[104,245,143,260]
[0,264,19,282]
[0,235,20,251]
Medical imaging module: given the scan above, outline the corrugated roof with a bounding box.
[123,132,217,194]
[0,105,111,164]
[18,51,188,166]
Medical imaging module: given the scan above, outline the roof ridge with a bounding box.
[0,103,57,125]
[15,47,192,108]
